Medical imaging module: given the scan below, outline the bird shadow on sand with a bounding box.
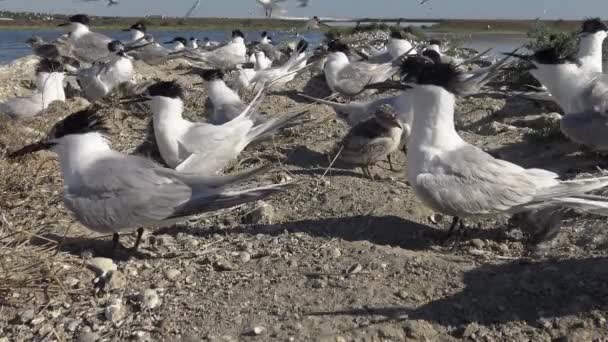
[307,257,608,327]
[156,215,512,252]
[487,135,608,176]
[458,94,552,133]
[301,74,334,99]
[279,144,383,180]
[28,233,151,261]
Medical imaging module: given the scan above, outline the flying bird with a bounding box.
[185,0,201,18]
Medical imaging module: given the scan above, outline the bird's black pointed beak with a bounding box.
[8,141,54,158]
[124,41,153,52]
[502,51,531,61]
[58,22,70,27]
[122,28,132,32]
[365,81,412,91]
[120,95,151,104]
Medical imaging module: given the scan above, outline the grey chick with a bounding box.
[336,104,403,180]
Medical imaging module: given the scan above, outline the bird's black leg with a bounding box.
[112,233,121,250]
[132,228,144,251]
[447,216,460,237]
[387,154,395,171]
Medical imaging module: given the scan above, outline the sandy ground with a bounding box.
[1,49,608,342]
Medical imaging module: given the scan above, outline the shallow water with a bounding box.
[0,28,325,64]
[0,28,527,64]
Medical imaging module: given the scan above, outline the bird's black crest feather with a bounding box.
[50,108,110,139]
[582,18,608,34]
[130,21,146,32]
[296,39,309,53]
[172,37,187,45]
[428,39,442,46]
[422,49,441,64]
[146,81,184,99]
[69,14,90,26]
[36,59,63,74]
[232,29,245,39]
[533,46,576,64]
[200,69,225,81]
[327,40,349,53]
[107,40,125,53]
[401,56,462,90]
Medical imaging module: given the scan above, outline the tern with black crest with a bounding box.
[130,81,307,175]
[58,14,113,63]
[400,56,608,244]
[8,108,291,252]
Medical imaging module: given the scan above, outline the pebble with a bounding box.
[30,316,44,326]
[18,309,35,323]
[106,271,127,291]
[164,269,181,281]
[214,258,237,271]
[346,263,363,275]
[105,299,126,323]
[87,257,117,276]
[244,326,266,336]
[471,239,485,249]
[330,247,341,258]
[403,320,438,339]
[238,252,251,263]
[397,290,409,300]
[37,323,53,337]
[248,201,276,224]
[77,332,101,342]
[140,289,161,310]
[66,318,82,332]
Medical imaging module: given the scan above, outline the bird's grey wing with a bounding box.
[586,74,608,114]
[71,32,112,62]
[63,155,192,231]
[414,144,543,216]
[0,95,43,119]
[175,123,247,174]
[336,63,376,95]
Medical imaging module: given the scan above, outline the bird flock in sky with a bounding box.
[4,12,608,257]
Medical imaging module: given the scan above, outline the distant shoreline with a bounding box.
[0,17,583,34]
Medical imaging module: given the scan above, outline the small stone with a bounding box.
[498,243,510,252]
[467,248,487,256]
[214,258,237,271]
[471,239,485,249]
[19,309,35,323]
[105,299,125,323]
[77,332,100,342]
[330,248,341,258]
[403,320,438,339]
[247,201,276,224]
[187,239,199,248]
[238,252,251,264]
[244,326,266,336]
[397,290,409,300]
[428,213,443,224]
[30,316,45,326]
[164,269,181,281]
[65,276,80,288]
[37,323,53,337]
[87,258,117,276]
[462,322,479,338]
[106,271,127,291]
[140,289,161,310]
[133,330,151,340]
[479,121,517,135]
[346,263,363,275]
[310,278,327,289]
[66,319,81,332]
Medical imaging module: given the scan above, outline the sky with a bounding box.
[2,0,607,20]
